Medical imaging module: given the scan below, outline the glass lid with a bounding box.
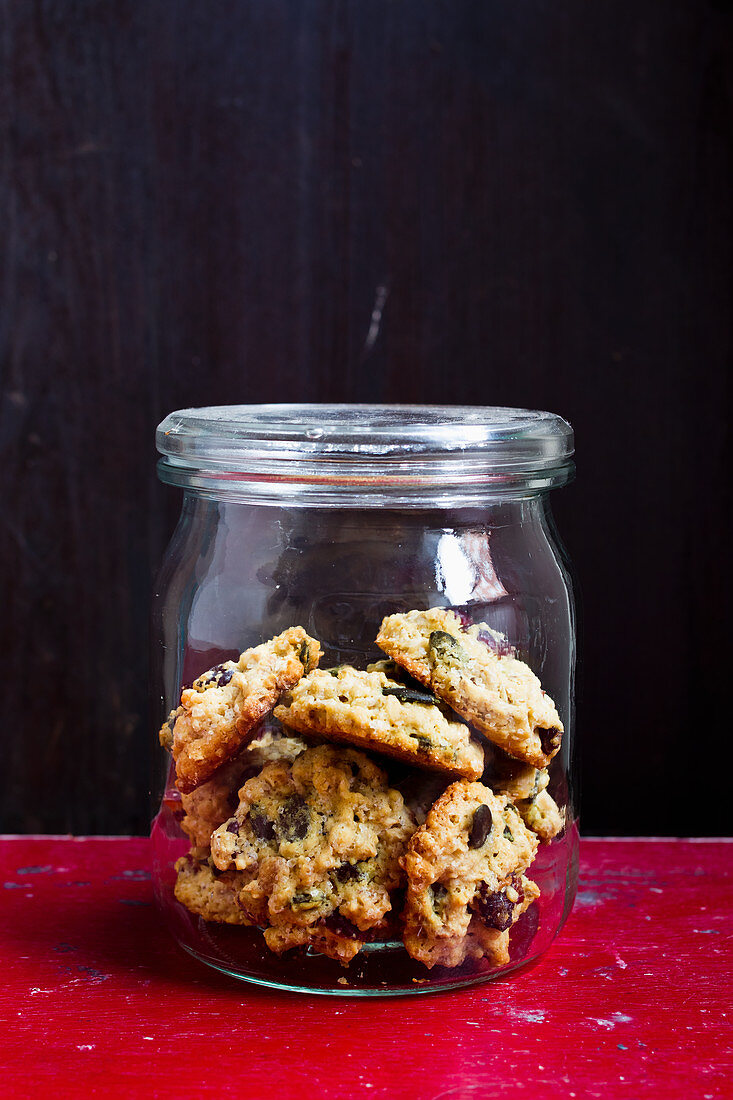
[156,404,574,505]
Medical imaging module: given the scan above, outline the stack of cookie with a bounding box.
[161,609,565,970]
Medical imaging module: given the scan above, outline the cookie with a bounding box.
[274,666,484,780]
[402,780,539,969]
[517,789,564,843]
[377,608,563,768]
[163,627,321,793]
[180,725,309,854]
[173,854,252,925]
[485,747,564,842]
[210,743,416,965]
[244,726,310,771]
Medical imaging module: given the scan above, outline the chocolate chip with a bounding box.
[503,825,514,842]
[226,820,240,835]
[249,808,275,841]
[279,795,310,841]
[474,883,514,931]
[538,727,562,756]
[469,804,493,848]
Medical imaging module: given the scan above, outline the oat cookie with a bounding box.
[244,726,310,771]
[210,743,416,965]
[164,627,321,793]
[517,788,564,843]
[180,726,309,854]
[274,666,484,780]
[485,747,564,841]
[402,780,539,969]
[377,608,563,769]
[487,755,564,843]
[174,854,252,925]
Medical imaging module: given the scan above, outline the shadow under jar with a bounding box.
[152,404,578,996]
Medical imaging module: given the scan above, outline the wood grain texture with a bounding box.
[0,3,731,832]
[0,836,731,1098]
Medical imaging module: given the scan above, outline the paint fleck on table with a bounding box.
[1,837,730,1098]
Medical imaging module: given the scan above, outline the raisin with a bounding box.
[538,727,562,756]
[469,804,493,848]
[200,663,234,688]
[474,883,514,931]
[249,808,276,841]
[322,912,361,939]
[279,795,310,840]
[503,825,514,842]
[335,861,370,883]
[298,640,310,670]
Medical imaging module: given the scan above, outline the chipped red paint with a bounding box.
[0,837,730,1098]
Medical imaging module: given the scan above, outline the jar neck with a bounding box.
[156,404,575,507]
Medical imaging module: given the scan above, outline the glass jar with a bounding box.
[151,405,577,995]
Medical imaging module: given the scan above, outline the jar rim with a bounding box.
[156,403,574,505]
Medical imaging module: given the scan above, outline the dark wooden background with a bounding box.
[1,2,731,836]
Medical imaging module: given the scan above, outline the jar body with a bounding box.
[151,493,578,995]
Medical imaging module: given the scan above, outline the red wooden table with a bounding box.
[1,837,731,1099]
